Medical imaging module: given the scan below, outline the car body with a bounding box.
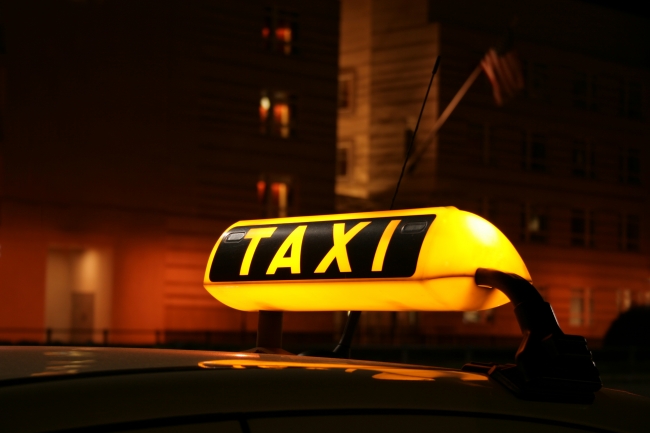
[4,208,646,432]
[1,346,649,432]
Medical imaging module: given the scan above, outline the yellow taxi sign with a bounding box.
[203,207,530,312]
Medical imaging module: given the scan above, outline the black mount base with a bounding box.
[466,269,602,403]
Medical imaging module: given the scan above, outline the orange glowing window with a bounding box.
[260,91,294,139]
[273,102,290,138]
[617,289,632,312]
[462,309,494,324]
[263,7,298,55]
[257,177,292,218]
[271,182,289,217]
[569,289,587,327]
[275,26,292,55]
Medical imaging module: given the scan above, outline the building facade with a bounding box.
[337,0,650,342]
[0,0,339,344]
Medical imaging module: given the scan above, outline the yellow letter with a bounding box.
[371,220,401,272]
[267,225,308,275]
[240,227,277,275]
[315,221,370,273]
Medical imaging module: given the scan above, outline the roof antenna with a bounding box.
[333,56,441,358]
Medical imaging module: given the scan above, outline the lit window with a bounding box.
[259,95,271,129]
[617,289,632,312]
[521,204,548,244]
[569,289,593,327]
[260,91,295,139]
[257,176,292,218]
[522,132,546,172]
[462,309,494,324]
[263,7,298,55]
[463,311,480,323]
[271,182,289,217]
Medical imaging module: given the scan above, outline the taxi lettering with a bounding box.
[266,225,307,275]
[209,215,435,282]
[314,222,371,273]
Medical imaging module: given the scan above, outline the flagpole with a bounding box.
[407,63,483,173]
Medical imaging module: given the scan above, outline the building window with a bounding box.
[0,64,5,143]
[0,24,5,55]
[619,79,643,120]
[571,140,594,178]
[0,25,5,143]
[479,197,496,222]
[627,81,643,120]
[260,91,295,138]
[468,122,491,165]
[619,148,641,185]
[338,70,355,112]
[619,214,640,252]
[336,140,353,179]
[617,289,633,312]
[263,7,298,55]
[573,73,598,111]
[462,309,494,324]
[521,204,549,244]
[571,210,593,248]
[257,175,293,217]
[522,132,546,172]
[523,61,548,100]
[642,291,650,307]
[569,289,592,327]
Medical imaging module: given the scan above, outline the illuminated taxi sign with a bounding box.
[204,207,531,312]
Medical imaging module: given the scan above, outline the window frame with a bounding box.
[262,6,299,56]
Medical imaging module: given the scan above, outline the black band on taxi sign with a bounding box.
[209,215,436,282]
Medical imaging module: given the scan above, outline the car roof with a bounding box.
[1,346,649,432]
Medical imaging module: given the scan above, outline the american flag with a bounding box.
[480,48,524,106]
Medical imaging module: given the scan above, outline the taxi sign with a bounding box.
[204,207,530,312]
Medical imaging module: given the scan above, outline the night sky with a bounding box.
[583,0,650,18]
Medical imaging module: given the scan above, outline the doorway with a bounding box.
[45,248,112,344]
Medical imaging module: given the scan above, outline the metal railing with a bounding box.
[0,327,527,348]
